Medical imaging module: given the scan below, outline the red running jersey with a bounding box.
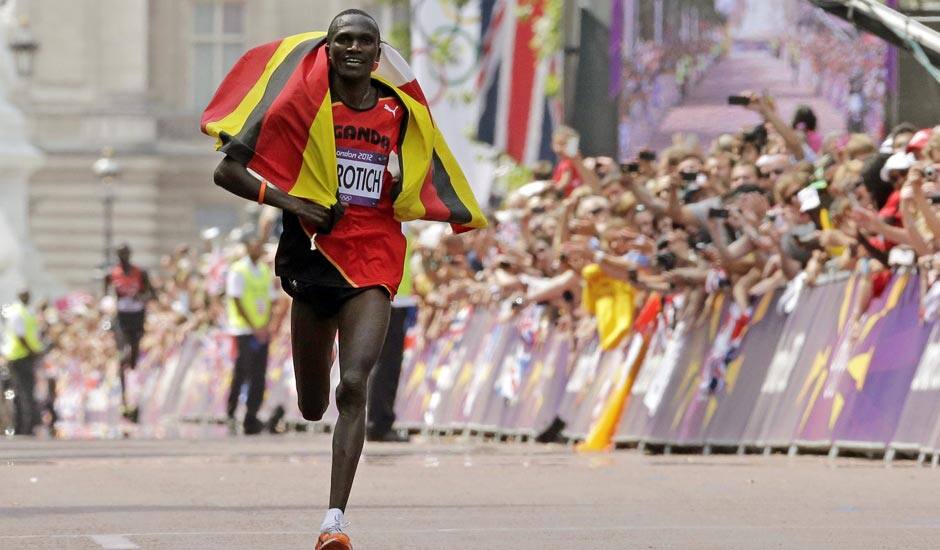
[312,96,406,296]
[110,264,145,312]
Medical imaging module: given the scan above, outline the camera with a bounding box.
[621,162,640,174]
[655,251,678,271]
[680,171,698,182]
[708,207,730,219]
[727,95,751,106]
[925,166,936,180]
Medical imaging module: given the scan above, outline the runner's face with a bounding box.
[328,18,380,81]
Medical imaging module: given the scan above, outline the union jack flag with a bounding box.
[476,0,559,165]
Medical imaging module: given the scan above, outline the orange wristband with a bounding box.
[257,181,267,205]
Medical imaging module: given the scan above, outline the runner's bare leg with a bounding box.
[331,288,390,510]
[291,300,337,423]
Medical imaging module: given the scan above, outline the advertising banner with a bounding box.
[462,312,520,431]
[704,292,788,447]
[422,307,491,428]
[796,275,926,448]
[831,276,931,447]
[556,334,602,430]
[890,323,940,451]
[502,329,570,435]
[433,309,498,429]
[614,318,682,443]
[644,295,724,444]
[744,278,856,448]
[565,336,636,439]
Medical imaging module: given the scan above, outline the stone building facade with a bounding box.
[16,0,396,290]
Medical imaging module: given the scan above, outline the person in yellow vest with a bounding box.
[225,239,277,435]
[3,289,44,436]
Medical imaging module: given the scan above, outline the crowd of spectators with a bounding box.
[11,236,291,433]
[13,90,940,432]
[404,92,940,382]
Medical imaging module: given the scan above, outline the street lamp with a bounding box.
[7,17,38,78]
[92,148,121,267]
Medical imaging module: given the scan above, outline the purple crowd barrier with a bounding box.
[95,269,940,461]
[703,292,788,449]
[890,324,940,456]
[741,278,857,450]
[642,297,722,445]
[795,274,931,453]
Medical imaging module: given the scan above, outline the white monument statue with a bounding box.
[0,1,50,303]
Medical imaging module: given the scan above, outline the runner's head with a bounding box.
[326,9,381,81]
[117,243,132,265]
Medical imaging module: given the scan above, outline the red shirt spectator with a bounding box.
[552,157,582,197]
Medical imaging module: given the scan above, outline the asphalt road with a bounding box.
[3,434,940,550]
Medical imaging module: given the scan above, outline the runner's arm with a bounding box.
[213,156,333,231]
[140,270,155,303]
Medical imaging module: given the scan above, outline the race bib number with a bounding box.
[336,147,387,207]
[117,296,144,312]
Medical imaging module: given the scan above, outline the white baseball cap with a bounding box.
[880,152,916,182]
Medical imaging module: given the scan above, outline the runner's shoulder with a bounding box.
[374,80,401,103]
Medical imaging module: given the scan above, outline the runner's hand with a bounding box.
[291,198,335,232]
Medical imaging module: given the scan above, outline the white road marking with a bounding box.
[89,534,140,549]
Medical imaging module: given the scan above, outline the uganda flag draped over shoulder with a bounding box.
[200,32,487,233]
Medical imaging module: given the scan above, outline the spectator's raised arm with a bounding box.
[623,172,671,217]
[907,165,940,250]
[852,205,923,253]
[899,182,933,257]
[743,92,805,161]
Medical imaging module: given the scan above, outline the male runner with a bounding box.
[104,243,152,421]
[205,9,486,549]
